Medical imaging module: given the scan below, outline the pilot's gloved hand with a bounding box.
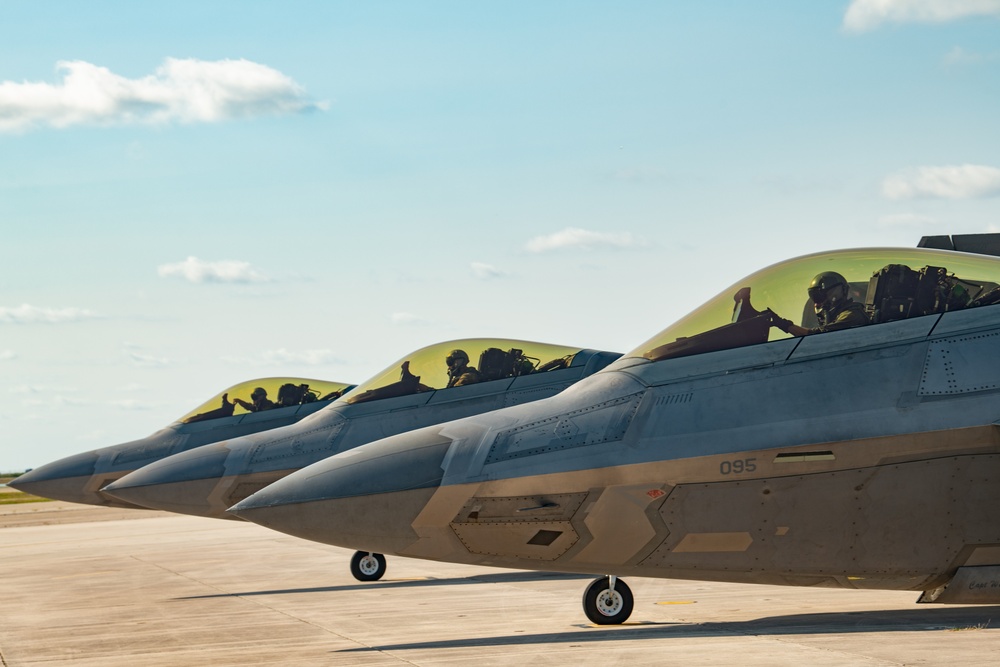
[767,310,794,333]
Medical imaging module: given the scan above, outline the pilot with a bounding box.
[232,387,276,412]
[398,360,432,392]
[445,349,482,388]
[773,271,869,337]
[183,392,236,423]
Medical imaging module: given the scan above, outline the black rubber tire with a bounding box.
[582,577,633,625]
[350,551,387,582]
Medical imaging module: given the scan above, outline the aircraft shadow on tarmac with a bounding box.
[175,570,592,600]
[334,606,1000,653]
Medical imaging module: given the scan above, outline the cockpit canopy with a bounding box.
[628,248,1000,362]
[338,338,581,405]
[179,377,355,424]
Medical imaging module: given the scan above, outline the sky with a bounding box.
[2,0,999,471]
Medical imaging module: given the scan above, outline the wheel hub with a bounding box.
[359,557,378,574]
[596,590,623,616]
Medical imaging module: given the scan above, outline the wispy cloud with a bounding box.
[844,0,1000,32]
[122,343,169,368]
[471,262,506,280]
[9,385,61,395]
[45,396,91,408]
[21,394,90,408]
[222,348,343,367]
[19,390,154,412]
[612,167,670,184]
[391,312,431,326]
[158,256,268,284]
[877,213,938,227]
[943,46,1000,67]
[16,385,93,408]
[0,304,99,324]
[882,164,1000,200]
[0,58,327,133]
[0,350,16,361]
[91,386,157,410]
[525,227,642,253]
[109,399,160,410]
[127,351,169,367]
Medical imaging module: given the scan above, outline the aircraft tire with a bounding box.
[582,576,633,625]
[350,551,387,582]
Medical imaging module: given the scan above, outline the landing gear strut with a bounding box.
[582,575,633,625]
[350,551,387,582]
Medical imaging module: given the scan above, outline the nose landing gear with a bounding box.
[582,575,633,625]
[350,551,387,581]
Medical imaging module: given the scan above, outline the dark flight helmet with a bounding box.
[808,271,849,307]
[446,349,469,367]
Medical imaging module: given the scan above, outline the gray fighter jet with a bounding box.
[102,338,621,579]
[9,377,354,507]
[231,236,1000,624]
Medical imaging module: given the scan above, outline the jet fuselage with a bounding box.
[235,293,1000,600]
[105,345,622,518]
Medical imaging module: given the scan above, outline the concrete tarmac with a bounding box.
[2,502,999,666]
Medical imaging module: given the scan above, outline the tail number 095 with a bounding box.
[719,458,757,475]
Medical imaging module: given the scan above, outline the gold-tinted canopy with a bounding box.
[339,338,581,405]
[179,377,354,423]
[628,247,1000,361]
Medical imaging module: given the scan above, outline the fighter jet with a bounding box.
[9,377,354,508]
[231,236,1000,624]
[102,338,621,579]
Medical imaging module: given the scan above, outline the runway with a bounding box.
[2,501,999,666]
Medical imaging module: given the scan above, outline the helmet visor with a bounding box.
[807,286,829,304]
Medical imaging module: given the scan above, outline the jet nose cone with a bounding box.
[102,444,230,517]
[230,428,453,554]
[7,451,100,504]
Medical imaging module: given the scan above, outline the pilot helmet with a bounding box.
[251,387,267,400]
[807,271,849,310]
[446,349,469,367]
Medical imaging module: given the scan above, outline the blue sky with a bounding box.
[2,1,999,471]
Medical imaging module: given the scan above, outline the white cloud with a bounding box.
[471,262,506,280]
[9,385,60,395]
[158,256,268,284]
[844,0,1000,31]
[882,164,1000,200]
[222,348,343,367]
[391,312,431,326]
[0,350,15,361]
[109,399,159,410]
[525,227,642,253]
[121,343,169,368]
[943,46,1000,67]
[127,351,169,368]
[0,58,327,133]
[0,304,99,324]
[22,395,90,408]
